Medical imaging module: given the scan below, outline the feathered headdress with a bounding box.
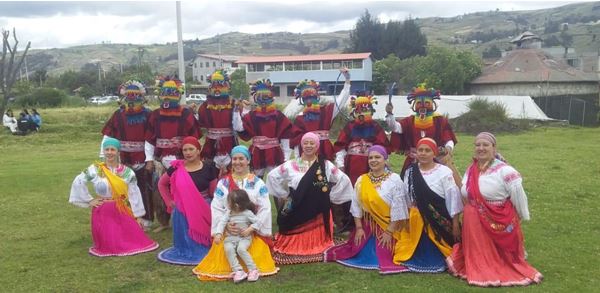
[407,83,440,104]
[294,79,320,105]
[250,79,274,101]
[207,69,230,99]
[119,80,146,103]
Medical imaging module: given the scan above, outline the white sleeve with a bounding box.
[127,176,146,218]
[441,171,463,218]
[281,139,292,161]
[335,150,346,169]
[506,172,530,221]
[350,177,363,218]
[445,140,455,150]
[293,146,300,160]
[69,166,95,208]
[99,135,111,158]
[232,111,244,132]
[211,180,229,235]
[390,176,409,221]
[254,180,273,236]
[144,141,155,162]
[326,161,353,204]
[331,81,351,121]
[386,115,402,134]
[266,163,290,199]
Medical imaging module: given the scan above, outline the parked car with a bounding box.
[89,96,117,105]
[186,94,207,104]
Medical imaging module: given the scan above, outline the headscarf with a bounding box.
[181,136,201,151]
[417,137,439,156]
[368,145,388,160]
[102,137,121,151]
[475,132,496,146]
[301,132,320,149]
[231,145,251,161]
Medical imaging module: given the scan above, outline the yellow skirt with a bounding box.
[192,235,279,281]
[393,207,452,264]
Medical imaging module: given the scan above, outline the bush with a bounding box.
[451,98,530,134]
[15,87,67,108]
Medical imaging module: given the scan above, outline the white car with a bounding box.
[89,96,118,105]
[186,94,207,104]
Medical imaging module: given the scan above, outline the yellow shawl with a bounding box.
[96,162,133,217]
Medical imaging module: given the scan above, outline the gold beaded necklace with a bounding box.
[368,170,391,188]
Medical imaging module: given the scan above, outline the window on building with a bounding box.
[272,86,280,97]
[248,64,256,72]
[294,62,303,71]
[213,61,216,67]
[200,75,204,81]
[256,63,265,72]
[266,63,283,71]
[322,61,333,70]
[287,85,296,96]
[312,61,321,70]
[199,62,203,68]
[302,62,311,70]
[353,59,363,69]
[206,62,209,67]
[333,61,342,69]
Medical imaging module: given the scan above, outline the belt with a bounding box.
[156,136,183,149]
[312,130,330,141]
[207,128,234,140]
[347,140,373,156]
[252,136,280,150]
[120,140,144,152]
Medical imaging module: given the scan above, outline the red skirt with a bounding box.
[446,203,542,287]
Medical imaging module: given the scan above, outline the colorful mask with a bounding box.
[407,84,440,129]
[250,79,275,109]
[207,70,231,100]
[352,93,376,124]
[294,80,321,121]
[155,77,184,116]
[119,80,146,114]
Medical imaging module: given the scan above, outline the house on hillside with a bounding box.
[190,54,240,84]
[470,32,599,126]
[235,53,373,104]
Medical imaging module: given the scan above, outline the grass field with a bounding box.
[1,107,599,292]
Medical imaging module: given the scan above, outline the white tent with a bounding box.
[284,95,552,120]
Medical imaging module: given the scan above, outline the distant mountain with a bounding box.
[24,1,600,76]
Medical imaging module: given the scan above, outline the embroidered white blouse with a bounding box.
[211,174,272,236]
[266,158,353,205]
[404,163,463,218]
[351,173,410,222]
[461,159,530,221]
[69,164,146,218]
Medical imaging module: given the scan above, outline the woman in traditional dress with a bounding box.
[394,138,463,272]
[324,145,410,274]
[157,136,219,265]
[267,132,353,264]
[447,132,542,287]
[69,138,159,257]
[193,145,278,280]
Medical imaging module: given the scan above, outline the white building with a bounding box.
[190,54,240,84]
[235,53,373,103]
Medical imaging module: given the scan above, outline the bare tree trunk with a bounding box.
[1,28,30,116]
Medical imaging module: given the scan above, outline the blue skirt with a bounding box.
[401,232,446,273]
[337,235,380,270]
[157,208,210,265]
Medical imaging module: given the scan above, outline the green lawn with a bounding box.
[1,107,599,292]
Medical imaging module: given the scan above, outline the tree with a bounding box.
[347,10,383,58]
[230,69,248,99]
[32,69,48,87]
[397,18,427,59]
[1,28,31,116]
[559,31,573,58]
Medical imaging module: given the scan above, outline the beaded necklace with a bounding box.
[368,170,391,188]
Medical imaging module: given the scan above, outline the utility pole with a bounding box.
[176,1,186,102]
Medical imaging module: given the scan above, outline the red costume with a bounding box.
[290,77,351,161]
[197,70,238,167]
[334,95,389,185]
[237,79,297,173]
[387,85,457,177]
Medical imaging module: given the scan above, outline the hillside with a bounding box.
[24,1,600,77]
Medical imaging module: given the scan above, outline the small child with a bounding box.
[214,189,260,283]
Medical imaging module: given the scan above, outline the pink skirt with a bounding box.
[90,201,159,257]
[446,203,542,287]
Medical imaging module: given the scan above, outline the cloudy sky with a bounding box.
[0,0,584,49]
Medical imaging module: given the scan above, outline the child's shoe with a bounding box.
[233,270,248,283]
[247,269,260,282]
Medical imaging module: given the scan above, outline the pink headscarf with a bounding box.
[475,132,496,146]
[301,132,320,149]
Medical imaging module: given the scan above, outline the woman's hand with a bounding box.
[240,227,255,237]
[452,217,462,243]
[89,198,104,208]
[136,217,144,227]
[379,231,394,251]
[354,227,366,246]
[213,233,223,244]
[170,201,176,209]
[226,222,242,235]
